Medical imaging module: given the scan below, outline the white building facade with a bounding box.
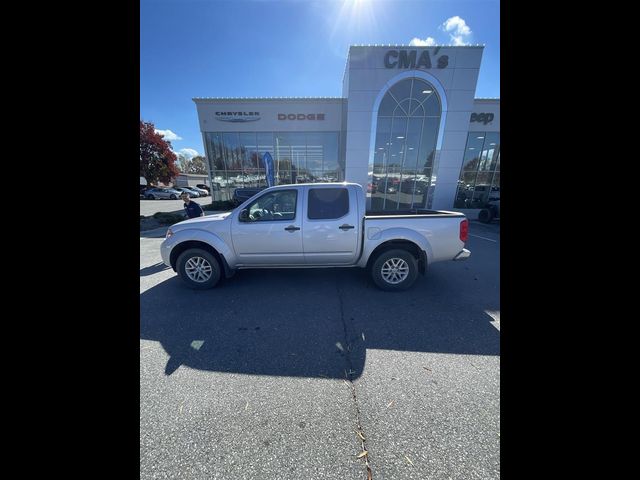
[193,45,499,211]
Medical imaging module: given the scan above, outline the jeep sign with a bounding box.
[470,112,495,125]
[384,49,449,69]
[278,113,325,120]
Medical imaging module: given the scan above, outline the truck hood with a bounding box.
[171,211,233,231]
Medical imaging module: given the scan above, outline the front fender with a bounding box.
[357,227,433,268]
[160,227,236,269]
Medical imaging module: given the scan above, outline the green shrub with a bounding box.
[152,212,185,225]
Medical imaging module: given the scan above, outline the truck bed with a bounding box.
[365,209,465,218]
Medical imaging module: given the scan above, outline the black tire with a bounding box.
[146,194,155,200]
[371,249,419,292]
[478,208,494,223]
[170,194,177,200]
[176,248,222,289]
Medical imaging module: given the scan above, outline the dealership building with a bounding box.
[193,45,499,212]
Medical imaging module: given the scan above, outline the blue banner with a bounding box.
[263,152,275,187]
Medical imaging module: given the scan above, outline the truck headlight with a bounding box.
[165,228,173,239]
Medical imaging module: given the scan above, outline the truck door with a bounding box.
[231,188,304,265]
[303,186,360,265]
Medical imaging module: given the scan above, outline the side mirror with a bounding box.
[239,209,249,221]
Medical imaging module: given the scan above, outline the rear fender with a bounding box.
[357,227,432,269]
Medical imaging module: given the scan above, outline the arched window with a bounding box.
[369,78,442,211]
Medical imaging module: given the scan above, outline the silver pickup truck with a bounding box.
[160,183,470,291]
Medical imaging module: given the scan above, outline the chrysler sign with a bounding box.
[215,111,261,122]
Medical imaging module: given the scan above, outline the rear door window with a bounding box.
[307,188,349,220]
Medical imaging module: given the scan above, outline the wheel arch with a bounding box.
[169,240,233,278]
[366,239,427,275]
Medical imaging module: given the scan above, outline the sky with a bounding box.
[141,0,500,158]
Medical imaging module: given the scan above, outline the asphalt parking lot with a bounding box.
[140,221,500,479]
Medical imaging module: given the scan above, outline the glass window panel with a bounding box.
[388,117,407,175]
[275,133,293,184]
[410,103,425,117]
[320,132,339,175]
[373,118,391,172]
[277,132,305,178]
[495,151,500,171]
[374,77,441,212]
[401,117,422,179]
[423,92,441,117]
[490,172,500,199]
[462,132,486,171]
[412,79,436,108]
[389,79,412,104]
[244,190,298,222]
[238,133,258,186]
[308,188,349,219]
[309,170,324,182]
[472,172,493,206]
[378,94,397,116]
[455,171,477,208]
[482,132,500,171]
[223,133,241,170]
[419,118,439,170]
[396,99,411,117]
[207,132,226,171]
[305,132,324,171]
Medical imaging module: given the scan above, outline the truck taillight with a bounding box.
[460,219,469,242]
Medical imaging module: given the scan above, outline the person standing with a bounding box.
[181,192,205,218]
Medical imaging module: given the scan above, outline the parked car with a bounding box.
[144,188,182,200]
[161,182,471,291]
[377,178,399,194]
[188,186,209,196]
[173,187,201,198]
[400,180,428,195]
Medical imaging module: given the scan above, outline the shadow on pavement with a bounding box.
[140,262,171,276]
[140,267,499,379]
[139,227,170,238]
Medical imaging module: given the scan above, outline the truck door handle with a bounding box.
[339,224,355,230]
[284,225,300,232]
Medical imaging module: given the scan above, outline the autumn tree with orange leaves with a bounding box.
[140,120,179,185]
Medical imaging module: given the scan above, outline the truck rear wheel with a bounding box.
[371,249,419,291]
[478,208,494,223]
[176,248,221,289]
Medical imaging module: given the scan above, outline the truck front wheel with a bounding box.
[176,248,221,289]
[371,249,419,291]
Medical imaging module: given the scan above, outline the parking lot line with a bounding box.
[469,233,498,243]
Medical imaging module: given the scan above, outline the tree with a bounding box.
[189,156,208,175]
[177,154,192,174]
[140,120,179,185]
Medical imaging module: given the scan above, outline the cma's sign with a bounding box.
[384,49,449,69]
[215,111,260,123]
[278,113,325,120]
[470,112,495,125]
